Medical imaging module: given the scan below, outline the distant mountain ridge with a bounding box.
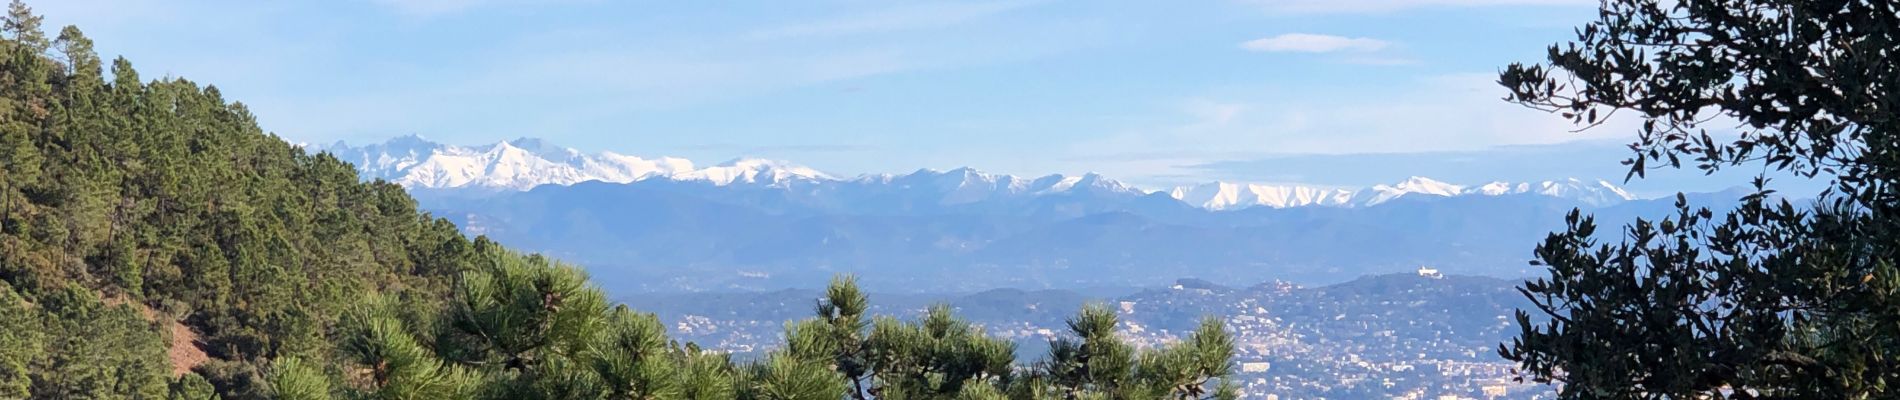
[1167,176,1634,209]
[323,136,1639,209]
[308,136,1721,292]
[321,135,831,190]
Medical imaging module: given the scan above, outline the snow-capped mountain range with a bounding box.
[312,136,1735,291]
[322,135,831,190]
[320,136,1637,210]
[1167,176,1635,209]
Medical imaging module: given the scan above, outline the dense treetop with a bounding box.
[1499,0,1900,398]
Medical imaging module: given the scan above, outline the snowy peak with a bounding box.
[680,158,834,186]
[1043,173,1140,195]
[1391,176,1463,196]
[1358,176,1465,205]
[1474,178,1635,207]
[322,137,826,191]
[583,152,695,183]
[464,139,594,189]
[850,167,1143,206]
[326,136,1637,210]
[1170,177,1637,210]
[936,167,1018,192]
[1167,182,1356,210]
[505,137,588,164]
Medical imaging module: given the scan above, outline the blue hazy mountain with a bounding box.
[322,136,1748,292]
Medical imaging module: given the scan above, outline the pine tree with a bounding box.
[587,306,682,399]
[1044,304,1136,397]
[675,345,739,400]
[0,280,41,399]
[743,353,846,400]
[340,300,477,399]
[266,357,332,400]
[864,305,1016,399]
[439,249,607,373]
[2,0,45,53]
[167,373,220,400]
[811,275,871,399]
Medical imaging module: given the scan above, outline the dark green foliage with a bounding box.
[30,284,172,399]
[436,248,608,374]
[336,301,476,399]
[323,250,746,400]
[864,305,1016,399]
[1498,0,1900,397]
[1045,304,1136,396]
[169,373,221,400]
[742,354,848,400]
[799,275,871,398]
[1131,318,1236,400]
[0,280,41,399]
[793,279,1237,400]
[196,360,271,400]
[677,345,740,400]
[266,358,331,400]
[1037,304,1237,400]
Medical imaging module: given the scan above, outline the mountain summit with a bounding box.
[322,136,816,190]
[1167,176,1635,209]
[325,136,1638,209]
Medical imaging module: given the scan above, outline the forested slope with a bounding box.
[0,1,480,397]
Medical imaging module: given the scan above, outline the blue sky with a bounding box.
[36,0,1772,194]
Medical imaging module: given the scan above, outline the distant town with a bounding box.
[629,269,1552,399]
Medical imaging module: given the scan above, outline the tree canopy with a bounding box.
[1498,0,1900,398]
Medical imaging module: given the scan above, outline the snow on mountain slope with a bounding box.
[1040,173,1142,195]
[840,168,1148,208]
[323,136,816,190]
[677,158,834,186]
[1167,182,1357,210]
[326,136,1636,209]
[583,152,697,183]
[1356,176,1466,206]
[913,167,1038,204]
[1474,178,1635,207]
[1168,176,1636,209]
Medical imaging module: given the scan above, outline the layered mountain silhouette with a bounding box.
[322,136,1740,292]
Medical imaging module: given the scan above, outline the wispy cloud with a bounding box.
[1338,55,1420,66]
[369,0,492,16]
[369,0,597,17]
[1175,140,1811,196]
[681,143,877,154]
[1056,73,1637,185]
[1238,0,1590,14]
[253,46,919,143]
[746,0,1043,40]
[1241,33,1389,53]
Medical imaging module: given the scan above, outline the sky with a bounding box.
[32,0,1783,195]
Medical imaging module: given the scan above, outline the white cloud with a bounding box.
[1239,0,1590,14]
[1241,34,1389,53]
